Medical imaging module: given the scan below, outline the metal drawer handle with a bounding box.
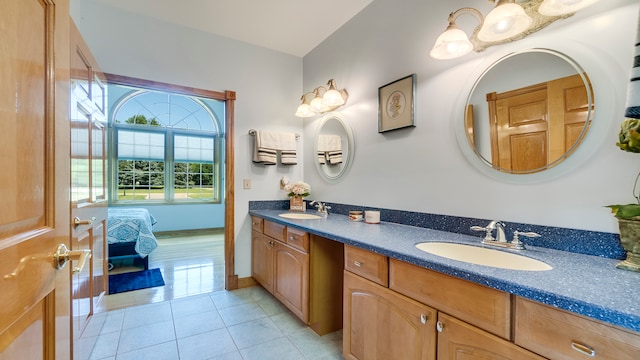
[354,261,362,267]
[420,314,427,324]
[289,236,295,241]
[571,341,595,357]
[436,321,444,333]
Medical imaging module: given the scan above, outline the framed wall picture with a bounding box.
[378,74,416,133]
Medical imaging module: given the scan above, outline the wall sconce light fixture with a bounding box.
[295,79,349,118]
[429,0,600,60]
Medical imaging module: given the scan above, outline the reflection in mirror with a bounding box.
[314,113,355,183]
[465,49,594,174]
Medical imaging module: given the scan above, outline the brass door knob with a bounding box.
[4,244,92,279]
[54,243,91,273]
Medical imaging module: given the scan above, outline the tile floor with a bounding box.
[78,286,345,360]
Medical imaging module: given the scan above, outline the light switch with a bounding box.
[243,179,251,189]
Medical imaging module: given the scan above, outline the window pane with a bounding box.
[117,160,165,201]
[117,130,165,161]
[174,161,214,201]
[175,135,214,163]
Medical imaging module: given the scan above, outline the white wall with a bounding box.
[71,1,305,277]
[302,0,639,236]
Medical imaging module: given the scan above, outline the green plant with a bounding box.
[609,119,640,219]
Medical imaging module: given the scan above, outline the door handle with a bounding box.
[53,243,92,273]
[3,244,92,279]
[73,216,96,227]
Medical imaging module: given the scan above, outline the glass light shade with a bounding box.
[538,0,600,16]
[322,89,345,107]
[310,95,330,112]
[430,26,473,59]
[295,103,315,118]
[477,2,532,42]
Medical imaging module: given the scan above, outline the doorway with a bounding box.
[103,74,237,304]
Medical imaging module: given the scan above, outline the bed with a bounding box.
[107,208,159,270]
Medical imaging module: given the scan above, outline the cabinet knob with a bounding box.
[354,261,362,267]
[420,314,427,324]
[436,321,444,333]
[571,341,595,357]
[289,236,295,241]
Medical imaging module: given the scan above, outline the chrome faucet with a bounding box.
[470,220,505,242]
[487,220,507,243]
[310,200,330,216]
[471,220,539,250]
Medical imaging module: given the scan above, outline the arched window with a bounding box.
[109,86,224,204]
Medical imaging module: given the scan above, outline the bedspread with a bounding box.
[107,208,158,257]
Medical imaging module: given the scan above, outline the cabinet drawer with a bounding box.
[344,245,389,287]
[515,297,640,360]
[389,259,511,339]
[264,220,286,242]
[251,216,263,233]
[286,227,309,252]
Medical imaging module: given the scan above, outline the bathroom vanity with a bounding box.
[249,209,640,359]
[250,216,343,335]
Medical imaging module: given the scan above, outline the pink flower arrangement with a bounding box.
[284,181,310,198]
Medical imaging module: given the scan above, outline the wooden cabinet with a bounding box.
[515,297,640,360]
[251,217,344,335]
[344,270,437,360]
[344,246,542,360]
[344,244,389,286]
[273,241,309,321]
[389,258,511,339]
[437,313,545,360]
[251,230,274,293]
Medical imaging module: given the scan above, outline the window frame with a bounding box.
[106,75,226,206]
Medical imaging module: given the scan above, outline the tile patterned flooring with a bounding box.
[80,286,344,360]
[82,232,344,359]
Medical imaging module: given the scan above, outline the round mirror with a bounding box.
[314,112,355,183]
[464,48,594,174]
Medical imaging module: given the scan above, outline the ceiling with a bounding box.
[91,0,374,57]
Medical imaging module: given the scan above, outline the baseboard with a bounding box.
[238,276,258,289]
[154,227,224,238]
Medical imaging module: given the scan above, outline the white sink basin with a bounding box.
[415,242,552,271]
[278,213,322,220]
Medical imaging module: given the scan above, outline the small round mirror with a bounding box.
[465,48,594,174]
[314,113,355,183]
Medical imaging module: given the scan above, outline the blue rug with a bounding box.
[109,268,165,294]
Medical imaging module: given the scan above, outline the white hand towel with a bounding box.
[253,130,276,165]
[253,130,297,165]
[317,134,342,152]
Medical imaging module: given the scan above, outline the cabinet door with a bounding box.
[437,313,545,360]
[344,271,437,360]
[273,242,309,322]
[251,231,274,293]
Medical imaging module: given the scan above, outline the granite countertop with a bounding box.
[249,209,640,334]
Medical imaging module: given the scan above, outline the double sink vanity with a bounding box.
[249,207,640,359]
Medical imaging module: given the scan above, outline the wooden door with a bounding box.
[437,313,545,360]
[488,83,548,172]
[0,0,75,359]
[343,271,437,360]
[487,73,592,172]
[69,21,108,353]
[273,242,309,322]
